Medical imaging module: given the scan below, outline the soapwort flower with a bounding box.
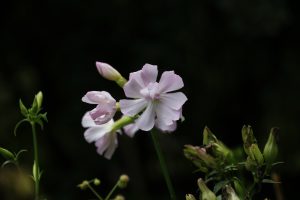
[120,64,187,131]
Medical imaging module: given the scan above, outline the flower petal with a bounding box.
[123,78,144,98]
[89,104,116,125]
[155,120,177,132]
[120,99,147,116]
[84,127,108,143]
[82,91,115,105]
[135,103,156,131]
[103,134,118,159]
[83,120,113,143]
[82,112,96,128]
[123,123,139,137]
[155,103,181,126]
[158,71,184,93]
[95,134,110,155]
[140,64,158,86]
[159,92,187,110]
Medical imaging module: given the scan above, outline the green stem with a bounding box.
[87,183,103,200]
[151,129,177,200]
[31,122,40,200]
[104,181,119,200]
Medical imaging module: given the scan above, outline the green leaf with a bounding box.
[19,99,28,116]
[213,180,230,193]
[0,147,15,160]
[14,119,29,136]
[262,179,281,184]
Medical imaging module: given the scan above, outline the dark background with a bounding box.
[0,0,299,199]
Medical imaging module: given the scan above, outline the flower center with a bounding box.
[140,82,160,101]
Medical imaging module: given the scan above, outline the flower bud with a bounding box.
[96,62,127,87]
[184,145,216,172]
[263,127,279,164]
[249,144,264,167]
[245,156,257,171]
[241,125,257,155]
[185,194,196,200]
[118,174,129,188]
[77,180,89,190]
[222,185,240,200]
[114,195,125,200]
[96,62,121,81]
[35,91,43,110]
[233,179,245,197]
[197,178,217,200]
[93,178,101,186]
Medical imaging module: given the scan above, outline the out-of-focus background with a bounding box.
[0,0,299,199]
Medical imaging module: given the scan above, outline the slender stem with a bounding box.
[150,129,177,200]
[87,183,104,200]
[104,181,119,200]
[31,122,40,200]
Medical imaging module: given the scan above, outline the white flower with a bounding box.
[82,113,118,159]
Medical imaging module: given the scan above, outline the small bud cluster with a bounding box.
[78,174,129,200]
[184,125,280,199]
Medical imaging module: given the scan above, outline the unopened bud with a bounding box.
[35,91,43,110]
[245,156,257,171]
[184,145,216,171]
[233,179,245,197]
[118,174,129,188]
[93,178,101,186]
[96,62,127,87]
[185,194,196,200]
[77,180,89,190]
[222,185,240,200]
[249,144,264,166]
[263,127,279,164]
[197,178,217,200]
[114,195,125,200]
[242,125,257,155]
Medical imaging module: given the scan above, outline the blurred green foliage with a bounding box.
[0,0,298,199]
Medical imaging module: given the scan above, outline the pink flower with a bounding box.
[82,91,116,125]
[120,64,187,131]
[82,113,118,159]
[96,62,121,81]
